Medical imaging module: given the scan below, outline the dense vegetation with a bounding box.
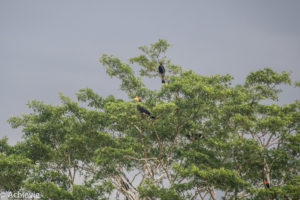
[1,40,299,199]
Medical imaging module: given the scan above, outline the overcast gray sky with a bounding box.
[1,0,300,144]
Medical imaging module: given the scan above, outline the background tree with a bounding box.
[3,39,299,200]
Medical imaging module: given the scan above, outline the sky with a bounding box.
[1,0,300,144]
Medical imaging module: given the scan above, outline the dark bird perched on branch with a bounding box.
[264,180,270,188]
[158,62,166,84]
[135,96,155,119]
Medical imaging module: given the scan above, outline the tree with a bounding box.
[4,39,300,200]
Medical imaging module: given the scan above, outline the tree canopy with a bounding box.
[1,39,299,200]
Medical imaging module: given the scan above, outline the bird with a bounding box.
[135,96,155,119]
[158,62,166,84]
[264,180,270,188]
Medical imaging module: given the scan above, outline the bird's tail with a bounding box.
[161,74,166,84]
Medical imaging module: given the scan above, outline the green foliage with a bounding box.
[4,39,299,199]
[0,137,12,154]
[245,68,291,101]
[0,153,32,191]
[138,182,183,200]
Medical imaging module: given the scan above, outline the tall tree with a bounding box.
[4,39,299,200]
